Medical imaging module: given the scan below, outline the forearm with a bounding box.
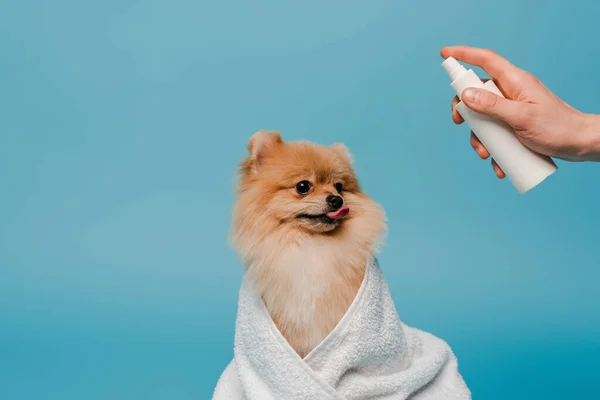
[580,113,600,161]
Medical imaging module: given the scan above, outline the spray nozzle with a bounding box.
[442,57,467,82]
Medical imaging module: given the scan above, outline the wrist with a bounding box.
[579,113,600,161]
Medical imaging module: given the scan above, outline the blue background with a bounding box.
[1,1,599,399]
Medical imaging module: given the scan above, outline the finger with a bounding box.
[451,96,464,124]
[440,46,521,83]
[461,88,536,128]
[491,159,506,179]
[470,132,490,159]
[451,79,489,124]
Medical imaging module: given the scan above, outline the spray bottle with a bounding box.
[442,57,557,194]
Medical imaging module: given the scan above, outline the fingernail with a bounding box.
[462,89,480,104]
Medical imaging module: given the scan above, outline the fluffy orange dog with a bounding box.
[232,131,386,357]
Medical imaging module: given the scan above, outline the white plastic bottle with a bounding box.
[442,57,557,194]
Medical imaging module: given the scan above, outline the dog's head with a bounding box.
[236,131,375,234]
[232,131,386,254]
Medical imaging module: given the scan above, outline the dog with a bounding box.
[231,130,386,357]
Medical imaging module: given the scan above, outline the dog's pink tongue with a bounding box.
[326,207,349,220]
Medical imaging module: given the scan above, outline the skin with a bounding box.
[441,46,600,178]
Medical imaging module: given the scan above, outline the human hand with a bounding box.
[441,46,600,178]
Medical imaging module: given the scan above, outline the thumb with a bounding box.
[461,88,530,128]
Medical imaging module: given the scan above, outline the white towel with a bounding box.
[213,258,471,399]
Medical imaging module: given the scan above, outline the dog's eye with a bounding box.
[296,180,312,194]
[334,182,343,193]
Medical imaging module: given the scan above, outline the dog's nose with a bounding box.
[326,195,344,210]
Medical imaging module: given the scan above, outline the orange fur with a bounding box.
[231,131,386,357]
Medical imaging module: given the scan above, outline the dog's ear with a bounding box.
[247,130,283,172]
[331,143,353,164]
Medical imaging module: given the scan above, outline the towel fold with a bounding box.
[213,259,471,399]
